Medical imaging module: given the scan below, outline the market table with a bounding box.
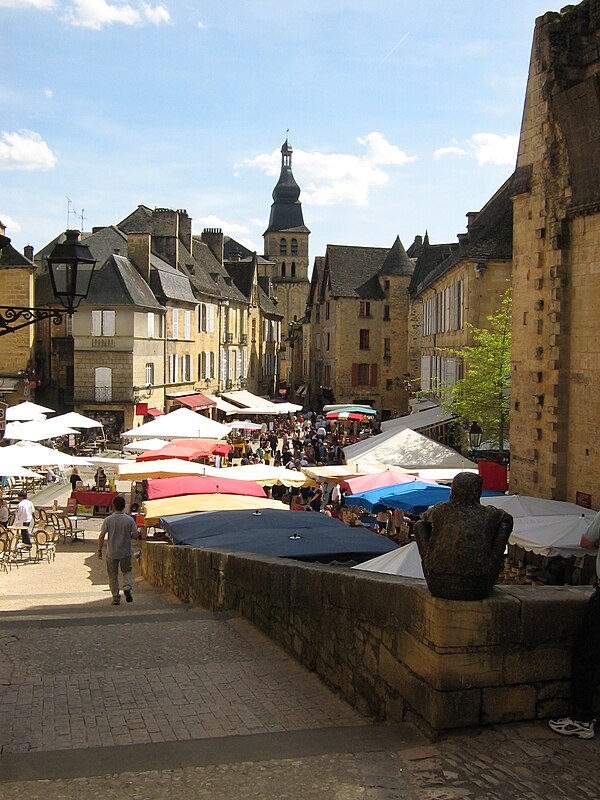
[70,490,118,514]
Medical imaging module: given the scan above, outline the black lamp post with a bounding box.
[468,421,483,457]
[0,229,96,336]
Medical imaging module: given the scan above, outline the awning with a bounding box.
[296,385,308,397]
[206,395,239,414]
[147,407,164,417]
[176,393,216,410]
[0,379,20,395]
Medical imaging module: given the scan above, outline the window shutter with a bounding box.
[91,311,101,337]
[370,363,378,386]
[147,312,154,339]
[104,311,115,337]
[421,355,431,391]
[351,363,359,386]
[172,308,179,339]
[210,351,215,379]
[189,354,194,381]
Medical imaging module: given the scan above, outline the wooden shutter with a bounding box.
[351,363,359,386]
[370,363,378,386]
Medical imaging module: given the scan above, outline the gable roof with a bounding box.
[409,240,459,296]
[325,244,390,299]
[0,241,34,270]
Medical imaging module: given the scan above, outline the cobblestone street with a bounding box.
[1,528,599,798]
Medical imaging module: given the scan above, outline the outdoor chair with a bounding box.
[0,535,10,573]
[34,527,57,563]
[6,531,31,566]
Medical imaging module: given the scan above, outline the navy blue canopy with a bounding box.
[159,508,398,563]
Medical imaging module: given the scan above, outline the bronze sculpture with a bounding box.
[414,472,513,600]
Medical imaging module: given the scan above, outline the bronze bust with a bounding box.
[414,472,513,600]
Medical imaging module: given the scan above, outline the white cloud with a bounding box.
[0,214,21,234]
[141,1,169,24]
[249,218,266,228]
[63,0,169,29]
[434,146,467,159]
[469,132,518,166]
[0,0,55,8]
[243,133,416,207]
[0,130,57,171]
[43,88,54,98]
[196,20,204,29]
[193,215,250,237]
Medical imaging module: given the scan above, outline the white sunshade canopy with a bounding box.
[228,421,263,431]
[353,541,425,579]
[344,428,476,471]
[121,408,231,440]
[220,464,310,487]
[205,395,239,415]
[4,419,80,441]
[117,458,222,480]
[221,390,277,408]
[52,412,104,429]
[0,441,90,467]
[6,401,56,421]
[123,438,171,453]
[0,461,45,479]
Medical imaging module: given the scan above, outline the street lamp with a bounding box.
[468,421,483,456]
[0,229,96,336]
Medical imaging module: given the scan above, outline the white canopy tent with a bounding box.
[0,461,46,479]
[344,428,476,471]
[221,390,277,408]
[4,419,79,441]
[353,541,425,579]
[121,408,231,440]
[0,441,90,467]
[123,438,170,453]
[205,395,239,415]
[218,464,310,487]
[52,412,104,429]
[6,401,55,421]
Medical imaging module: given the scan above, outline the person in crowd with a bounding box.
[549,510,600,739]
[70,469,82,492]
[95,467,107,491]
[309,483,324,512]
[14,491,34,548]
[96,495,137,605]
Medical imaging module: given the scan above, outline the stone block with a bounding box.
[503,645,570,683]
[409,586,521,650]
[481,685,537,724]
[498,585,588,644]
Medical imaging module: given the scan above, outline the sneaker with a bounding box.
[548,717,595,739]
[124,588,133,603]
[112,595,121,605]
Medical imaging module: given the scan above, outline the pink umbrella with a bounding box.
[146,475,267,501]
[340,469,425,495]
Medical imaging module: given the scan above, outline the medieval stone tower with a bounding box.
[262,139,310,337]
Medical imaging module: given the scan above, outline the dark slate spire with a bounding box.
[379,235,414,277]
[265,139,309,233]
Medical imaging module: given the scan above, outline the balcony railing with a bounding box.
[224,332,234,344]
[239,333,248,345]
[225,379,233,390]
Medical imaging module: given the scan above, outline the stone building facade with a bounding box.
[510,0,600,502]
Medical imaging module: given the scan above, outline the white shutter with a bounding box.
[92,311,101,337]
[172,308,179,339]
[184,310,191,340]
[220,348,227,384]
[421,355,431,392]
[147,312,154,339]
[103,311,115,337]
[236,347,242,380]
[189,354,194,381]
[242,348,247,378]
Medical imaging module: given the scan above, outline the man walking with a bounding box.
[549,511,600,739]
[96,495,137,605]
[14,491,34,548]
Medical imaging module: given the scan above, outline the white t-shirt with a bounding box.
[15,498,34,527]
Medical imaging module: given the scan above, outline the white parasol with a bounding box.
[0,441,90,467]
[6,401,55,421]
[4,419,79,441]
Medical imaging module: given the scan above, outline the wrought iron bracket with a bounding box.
[0,306,65,336]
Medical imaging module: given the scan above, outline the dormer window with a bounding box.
[279,238,287,255]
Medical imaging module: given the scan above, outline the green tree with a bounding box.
[442,289,512,454]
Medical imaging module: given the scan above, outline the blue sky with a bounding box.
[1,0,558,267]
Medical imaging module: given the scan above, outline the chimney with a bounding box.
[177,209,192,253]
[413,235,422,249]
[152,208,179,266]
[201,228,224,265]
[127,232,152,283]
[466,211,478,231]
[24,244,34,262]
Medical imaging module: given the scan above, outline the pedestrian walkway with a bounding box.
[1,528,599,798]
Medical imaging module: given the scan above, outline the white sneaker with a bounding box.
[548,717,595,739]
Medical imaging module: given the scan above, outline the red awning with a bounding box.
[146,408,164,417]
[177,394,216,410]
[146,475,267,501]
[136,438,231,462]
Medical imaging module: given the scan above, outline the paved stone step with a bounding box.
[0,723,420,782]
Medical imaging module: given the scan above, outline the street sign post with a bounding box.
[0,401,6,437]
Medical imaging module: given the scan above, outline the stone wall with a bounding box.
[140,541,595,737]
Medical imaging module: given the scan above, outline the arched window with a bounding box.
[281,262,286,277]
[279,238,287,255]
[291,238,298,255]
[291,262,296,278]
[94,367,112,402]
